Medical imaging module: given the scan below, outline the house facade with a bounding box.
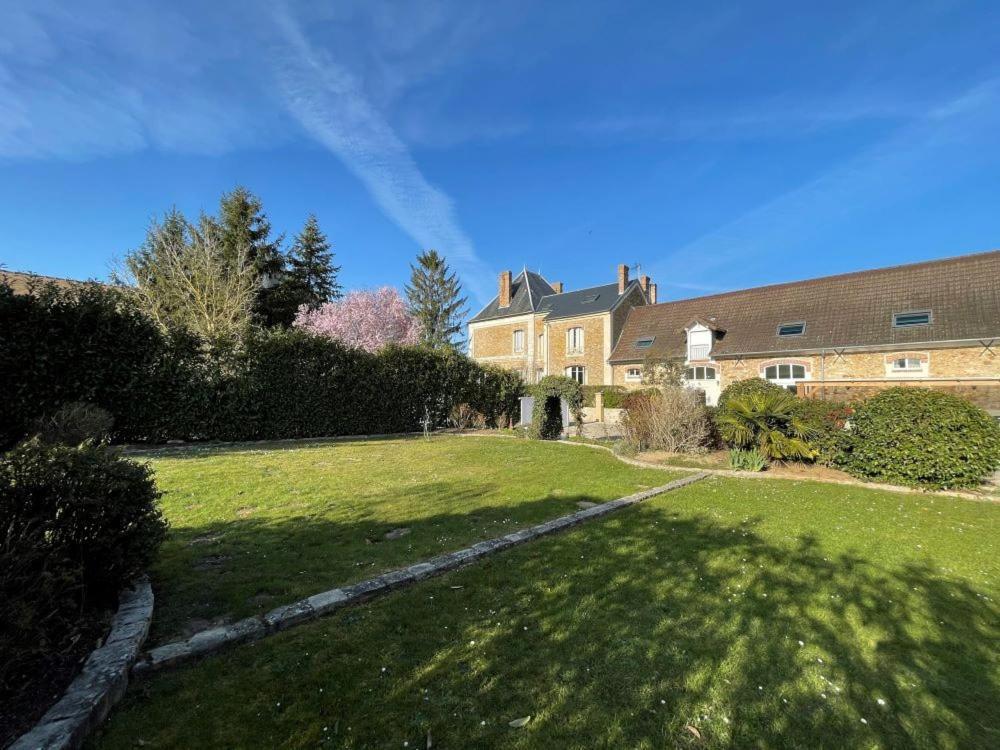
[470,251,1000,414]
[467,265,652,385]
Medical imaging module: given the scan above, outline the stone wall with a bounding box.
[468,317,533,378]
[546,314,609,385]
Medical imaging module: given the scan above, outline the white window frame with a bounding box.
[763,362,808,389]
[625,367,642,382]
[686,324,712,362]
[685,366,717,381]
[512,329,525,353]
[886,354,929,378]
[566,326,584,355]
[565,365,586,384]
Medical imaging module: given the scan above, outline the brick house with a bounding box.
[608,250,1000,413]
[468,265,652,385]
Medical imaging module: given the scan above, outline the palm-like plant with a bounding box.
[715,391,818,460]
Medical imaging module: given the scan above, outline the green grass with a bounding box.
[137,436,677,643]
[95,474,999,749]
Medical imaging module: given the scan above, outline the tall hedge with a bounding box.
[1,282,524,447]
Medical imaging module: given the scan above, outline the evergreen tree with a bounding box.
[214,186,284,280]
[211,186,289,326]
[288,214,341,309]
[405,249,468,350]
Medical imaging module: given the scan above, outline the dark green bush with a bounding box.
[791,399,853,466]
[717,376,788,409]
[843,388,1000,489]
[31,401,114,446]
[0,440,167,604]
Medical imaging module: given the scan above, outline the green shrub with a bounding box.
[717,377,788,409]
[714,390,817,460]
[0,440,167,605]
[728,448,767,472]
[529,376,583,439]
[843,388,1000,489]
[791,399,853,466]
[31,401,114,446]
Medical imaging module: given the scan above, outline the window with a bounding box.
[685,366,717,381]
[893,311,931,328]
[777,321,805,336]
[566,326,584,354]
[625,367,642,382]
[764,364,806,380]
[635,336,655,349]
[566,365,586,384]
[512,329,524,353]
[892,357,923,371]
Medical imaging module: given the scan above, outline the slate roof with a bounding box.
[609,250,1000,362]
[469,270,556,322]
[537,281,639,320]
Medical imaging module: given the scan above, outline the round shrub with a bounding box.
[0,439,167,605]
[717,376,788,409]
[844,387,1000,489]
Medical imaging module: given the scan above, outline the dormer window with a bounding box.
[777,321,805,336]
[893,311,931,328]
[686,324,712,361]
[635,336,655,349]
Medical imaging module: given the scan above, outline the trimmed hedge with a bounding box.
[843,387,1000,489]
[1,283,524,447]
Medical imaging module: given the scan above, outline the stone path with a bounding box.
[133,472,709,676]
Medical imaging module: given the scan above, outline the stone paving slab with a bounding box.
[132,471,709,677]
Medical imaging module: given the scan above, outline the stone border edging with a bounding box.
[11,578,154,750]
[553,437,999,503]
[132,472,709,677]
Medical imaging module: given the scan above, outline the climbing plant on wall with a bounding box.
[529,375,584,439]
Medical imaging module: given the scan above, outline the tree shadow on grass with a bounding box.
[97,500,1000,750]
[148,481,614,645]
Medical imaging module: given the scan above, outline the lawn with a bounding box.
[136,436,677,643]
[94,474,999,749]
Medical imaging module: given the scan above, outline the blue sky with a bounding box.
[2,1,999,307]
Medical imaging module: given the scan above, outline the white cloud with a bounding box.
[270,7,494,302]
[647,77,1000,288]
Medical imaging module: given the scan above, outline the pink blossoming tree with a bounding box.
[293,286,421,352]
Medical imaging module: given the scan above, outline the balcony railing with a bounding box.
[688,344,711,361]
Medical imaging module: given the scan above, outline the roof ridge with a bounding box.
[648,248,1000,309]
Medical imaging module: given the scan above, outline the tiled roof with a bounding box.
[0,270,91,295]
[469,270,556,322]
[609,250,1000,362]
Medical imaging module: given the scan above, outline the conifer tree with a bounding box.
[210,186,288,326]
[288,215,341,309]
[405,249,468,350]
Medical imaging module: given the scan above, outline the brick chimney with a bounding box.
[649,283,658,304]
[551,281,563,294]
[639,275,650,298]
[617,263,629,294]
[498,270,512,307]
